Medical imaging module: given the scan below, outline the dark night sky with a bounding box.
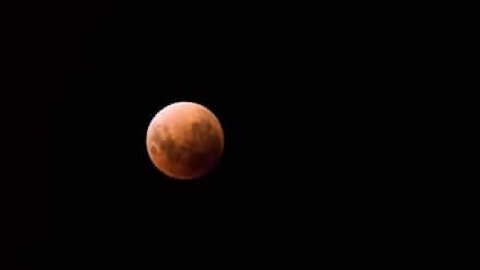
[1,2,470,269]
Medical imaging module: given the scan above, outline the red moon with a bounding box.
[146,102,224,180]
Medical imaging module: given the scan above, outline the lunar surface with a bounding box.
[146,102,224,180]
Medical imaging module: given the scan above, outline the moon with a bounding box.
[146,101,224,180]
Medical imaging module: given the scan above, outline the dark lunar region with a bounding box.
[152,120,222,175]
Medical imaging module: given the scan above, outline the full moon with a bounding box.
[146,101,224,180]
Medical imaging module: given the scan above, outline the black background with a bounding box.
[2,2,473,269]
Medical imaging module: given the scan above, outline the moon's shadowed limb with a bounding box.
[184,120,222,173]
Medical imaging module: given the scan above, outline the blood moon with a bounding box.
[146,102,224,180]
